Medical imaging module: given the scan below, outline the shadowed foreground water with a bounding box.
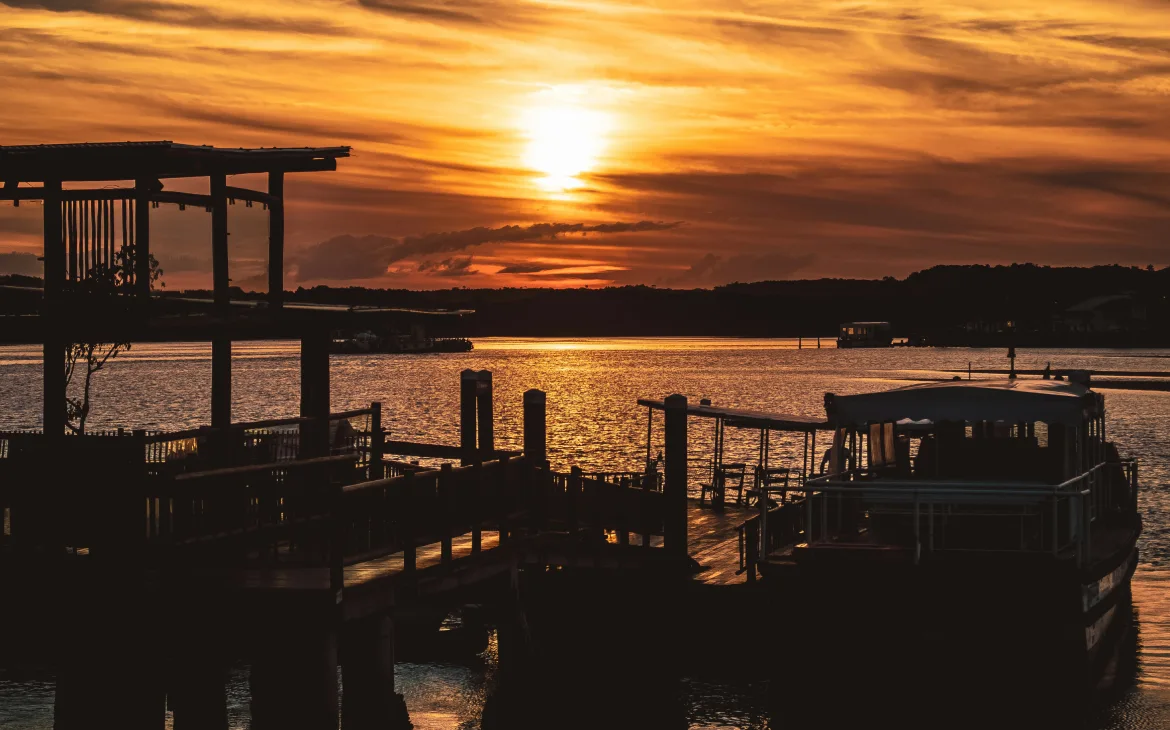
[1,338,1168,728]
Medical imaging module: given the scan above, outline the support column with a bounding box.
[42,181,65,437]
[211,337,231,429]
[170,647,228,730]
[459,369,477,464]
[133,179,152,302]
[54,584,166,730]
[300,330,331,457]
[341,615,410,730]
[369,401,384,480]
[476,370,494,457]
[523,389,546,463]
[251,621,338,730]
[267,171,284,310]
[211,173,229,312]
[664,394,688,561]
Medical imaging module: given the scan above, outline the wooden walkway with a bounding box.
[233,498,753,617]
[688,501,755,586]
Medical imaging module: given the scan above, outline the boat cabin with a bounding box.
[836,321,892,348]
[801,376,1138,568]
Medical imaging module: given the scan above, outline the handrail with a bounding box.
[143,408,374,443]
[173,453,358,481]
[804,462,1109,495]
[342,456,511,496]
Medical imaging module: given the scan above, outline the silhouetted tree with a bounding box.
[64,248,162,435]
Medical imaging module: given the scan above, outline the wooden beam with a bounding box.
[224,185,278,207]
[211,336,231,429]
[42,180,64,439]
[134,180,151,301]
[151,190,214,208]
[267,172,284,310]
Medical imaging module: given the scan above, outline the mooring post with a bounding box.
[522,389,547,464]
[523,389,548,531]
[300,329,331,458]
[568,466,582,535]
[341,615,410,730]
[250,618,339,730]
[664,394,689,561]
[477,370,494,457]
[440,463,454,563]
[460,369,478,465]
[369,401,384,480]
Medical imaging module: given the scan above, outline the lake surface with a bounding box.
[1,338,1169,728]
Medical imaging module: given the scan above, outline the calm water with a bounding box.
[1,338,1169,728]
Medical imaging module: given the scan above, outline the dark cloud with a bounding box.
[0,0,347,34]
[497,263,552,274]
[673,251,818,285]
[355,0,542,27]
[0,251,42,277]
[417,256,473,276]
[293,221,682,282]
[293,234,400,282]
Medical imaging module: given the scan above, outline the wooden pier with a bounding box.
[0,140,798,729]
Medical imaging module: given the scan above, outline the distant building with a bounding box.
[1060,294,1147,334]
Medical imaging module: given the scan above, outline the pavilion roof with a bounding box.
[0,141,351,182]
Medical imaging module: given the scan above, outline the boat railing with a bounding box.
[798,463,1115,567]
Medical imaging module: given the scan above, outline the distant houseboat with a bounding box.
[330,330,473,355]
[836,321,893,348]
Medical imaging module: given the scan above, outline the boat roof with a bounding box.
[637,399,831,432]
[824,379,1102,426]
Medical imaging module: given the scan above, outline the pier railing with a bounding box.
[800,462,1121,567]
[547,469,666,546]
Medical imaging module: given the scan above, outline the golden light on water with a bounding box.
[521,91,611,192]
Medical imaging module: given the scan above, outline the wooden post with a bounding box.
[211,173,229,313]
[664,394,688,561]
[568,465,582,535]
[522,389,546,463]
[341,615,410,730]
[369,401,384,480]
[133,178,151,301]
[497,454,510,543]
[402,470,416,572]
[440,463,453,563]
[211,337,231,429]
[42,181,65,438]
[300,330,330,458]
[267,171,284,310]
[471,460,482,554]
[618,476,630,546]
[460,369,477,465]
[250,621,338,730]
[477,370,494,457]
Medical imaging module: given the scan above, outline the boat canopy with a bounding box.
[824,380,1102,427]
[637,399,830,432]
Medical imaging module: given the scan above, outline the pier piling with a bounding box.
[341,615,410,730]
[460,369,477,464]
[664,394,688,561]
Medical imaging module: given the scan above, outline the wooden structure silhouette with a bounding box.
[0,141,772,729]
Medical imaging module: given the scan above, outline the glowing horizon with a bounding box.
[1,1,1169,290]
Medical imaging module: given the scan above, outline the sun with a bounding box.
[521,99,611,192]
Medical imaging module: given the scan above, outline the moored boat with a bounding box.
[765,374,1140,683]
[836,321,893,348]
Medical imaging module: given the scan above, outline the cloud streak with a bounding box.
[292,221,682,282]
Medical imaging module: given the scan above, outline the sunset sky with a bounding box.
[2,0,1170,289]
